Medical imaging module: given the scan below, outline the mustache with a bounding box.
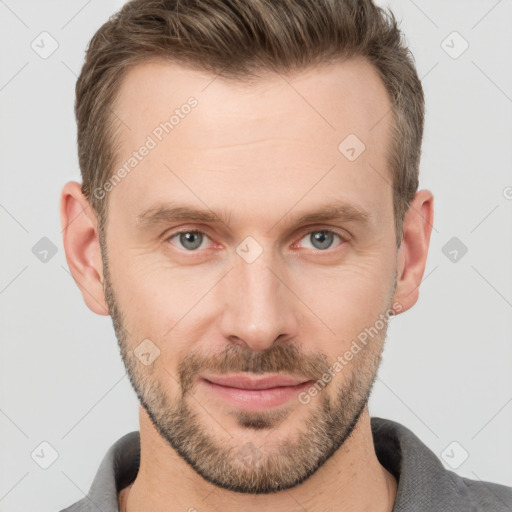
[177,343,331,394]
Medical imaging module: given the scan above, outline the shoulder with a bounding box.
[458,474,512,511]
[58,431,140,512]
[370,416,512,511]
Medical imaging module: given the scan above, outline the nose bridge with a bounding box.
[219,240,296,351]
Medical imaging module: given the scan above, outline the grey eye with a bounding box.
[173,231,206,251]
[301,230,341,250]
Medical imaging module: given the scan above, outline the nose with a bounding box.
[218,247,299,352]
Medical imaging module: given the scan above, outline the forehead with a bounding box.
[113,57,392,147]
[108,57,394,230]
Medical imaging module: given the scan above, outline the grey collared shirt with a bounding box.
[59,417,512,511]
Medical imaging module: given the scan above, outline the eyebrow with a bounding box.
[135,200,371,231]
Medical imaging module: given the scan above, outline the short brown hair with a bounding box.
[75,0,424,246]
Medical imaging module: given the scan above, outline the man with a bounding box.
[59,0,512,511]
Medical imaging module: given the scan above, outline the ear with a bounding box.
[392,189,434,314]
[60,181,109,316]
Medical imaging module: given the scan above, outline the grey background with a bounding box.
[0,1,511,511]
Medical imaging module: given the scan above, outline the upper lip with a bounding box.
[202,374,311,390]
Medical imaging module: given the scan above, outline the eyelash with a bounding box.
[164,227,348,253]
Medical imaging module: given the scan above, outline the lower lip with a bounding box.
[200,379,313,411]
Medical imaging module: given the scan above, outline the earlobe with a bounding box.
[392,189,434,314]
[60,181,109,316]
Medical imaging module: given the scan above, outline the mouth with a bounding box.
[199,374,313,411]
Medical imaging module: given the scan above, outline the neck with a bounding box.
[120,405,397,512]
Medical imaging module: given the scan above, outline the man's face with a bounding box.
[100,58,399,493]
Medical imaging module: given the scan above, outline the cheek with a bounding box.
[106,249,171,337]
[295,255,395,345]
[108,249,216,360]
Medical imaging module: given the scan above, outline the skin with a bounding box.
[60,57,433,512]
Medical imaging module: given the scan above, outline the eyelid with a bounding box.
[295,225,351,242]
